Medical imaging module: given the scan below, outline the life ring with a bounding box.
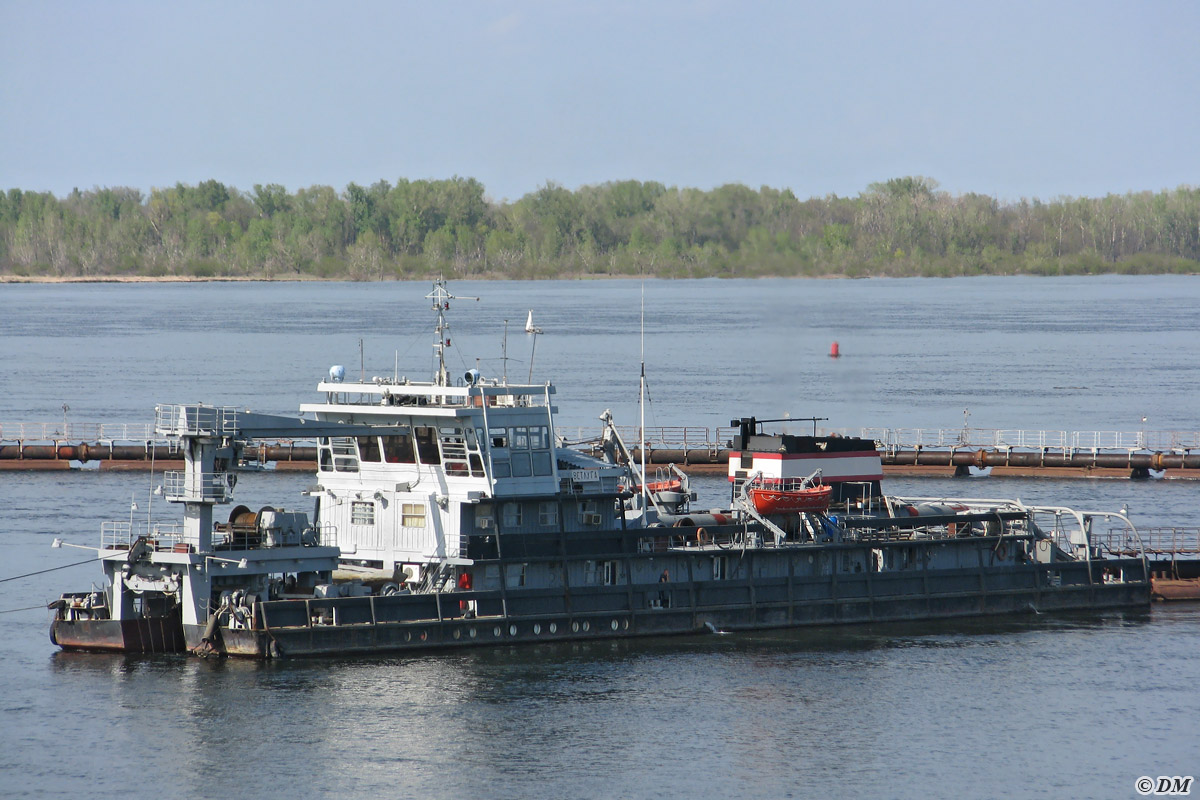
[994,540,1008,560]
[696,527,711,546]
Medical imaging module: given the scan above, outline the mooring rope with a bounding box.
[0,556,104,584]
[0,603,57,614]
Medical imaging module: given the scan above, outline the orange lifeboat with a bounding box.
[747,480,833,515]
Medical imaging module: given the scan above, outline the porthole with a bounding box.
[452,628,461,640]
[549,622,557,634]
[610,619,619,631]
[494,626,502,637]
[533,623,542,635]
[622,619,630,630]
[469,627,477,639]
[571,621,580,633]
[404,631,412,643]
[419,630,428,641]
[582,621,590,632]
[509,624,518,636]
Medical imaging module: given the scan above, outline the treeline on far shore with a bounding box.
[1,176,1198,280]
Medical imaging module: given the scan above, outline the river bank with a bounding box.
[3,269,1195,284]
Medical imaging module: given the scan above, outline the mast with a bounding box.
[639,282,648,511]
[425,278,478,387]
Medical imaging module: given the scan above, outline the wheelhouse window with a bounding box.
[510,451,532,477]
[382,429,416,463]
[489,427,510,477]
[484,424,552,479]
[414,426,441,464]
[357,436,381,462]
[489,427,508,448]
[512,427,530,449]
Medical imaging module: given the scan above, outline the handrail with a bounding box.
[1098,526,1200,556]
[100,520,186,550]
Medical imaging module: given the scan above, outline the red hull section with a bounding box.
[748,484,833,514]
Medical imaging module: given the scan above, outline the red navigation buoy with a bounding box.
[830,341,841,358]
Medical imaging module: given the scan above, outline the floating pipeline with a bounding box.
[615,447,1200,476]
[4,441,1200,479]
[880,447,1200,477]
[0,442,317,471]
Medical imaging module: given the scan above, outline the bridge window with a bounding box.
[382,429,416,463]
[414,426,441,464]
[510,452,532,477]
[357,436,381,462]
[489,427,508,448]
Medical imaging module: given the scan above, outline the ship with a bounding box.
[48,280,1152,658]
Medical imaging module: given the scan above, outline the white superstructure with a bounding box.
[302,279,624,577]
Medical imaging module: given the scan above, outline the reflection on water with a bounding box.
[20,608,1189,800]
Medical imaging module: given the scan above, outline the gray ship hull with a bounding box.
[213,537,1149,658]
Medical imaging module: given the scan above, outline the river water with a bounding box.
[1,276,1197,799]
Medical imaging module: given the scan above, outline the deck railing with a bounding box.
[100,520,186,550]
[1096,526,1200,557]
[163,470,235,503]
[0,421,156,441]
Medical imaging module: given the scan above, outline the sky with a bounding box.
[1,0,1197,204]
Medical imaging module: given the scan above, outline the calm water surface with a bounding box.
[1,277,1198,798]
